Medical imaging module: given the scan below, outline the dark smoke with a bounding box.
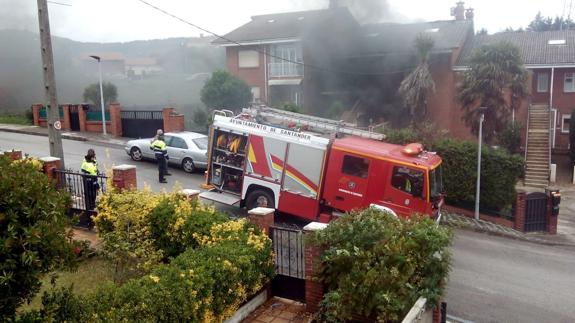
[337,0,395,24]
[0,0,37,31]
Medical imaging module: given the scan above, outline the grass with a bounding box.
[0,113,32,125]
[19,256,114,312]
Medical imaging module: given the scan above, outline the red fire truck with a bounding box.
[200,107,444,223]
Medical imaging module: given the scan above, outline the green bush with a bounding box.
[0,156,75,319]
[310,208,452,322]
[434,138,524,210]
[20,219,275,323]
[382,122,447,150]
[497,122,522,154]
[201,70,252,110]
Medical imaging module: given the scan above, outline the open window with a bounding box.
[391,166,424,199]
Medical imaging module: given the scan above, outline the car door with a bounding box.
[166,135,187,165]
[378,165,427,217]
[187,137,208,168]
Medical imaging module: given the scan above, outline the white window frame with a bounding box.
[564,73,575,92]
[537,73,549,93]
[251,87,261,101]
[562,114,571,133]
[238,50,259,68]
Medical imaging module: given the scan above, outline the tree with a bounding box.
[200,70,252,110]
[82,82,118,108]
[476,28,488,35]
[0,156,75,319]
[398,34,436,124]
[527,12,575,31]
[457,42,528,143]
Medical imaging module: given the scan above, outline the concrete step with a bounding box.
[525,172,549,179]
[524,181,548,188]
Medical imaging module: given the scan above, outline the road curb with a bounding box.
[0,128,126,149]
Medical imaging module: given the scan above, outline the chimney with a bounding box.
[450,2,465,21]
[465,8,474,21]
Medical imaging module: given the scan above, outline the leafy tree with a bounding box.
[398,34,436,124]
[0,156,75,319]
[200,70,252,110]
[82,82,118,108]
[497,121,522,154]
[476,28,488,35]
[457,42,528,143]
[527,12,575,31]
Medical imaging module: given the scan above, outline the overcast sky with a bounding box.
[0,0,568,42]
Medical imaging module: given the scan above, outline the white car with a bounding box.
[124,132,208,173]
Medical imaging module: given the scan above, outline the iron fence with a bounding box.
[269,225,305,279]
[53,169,107,213]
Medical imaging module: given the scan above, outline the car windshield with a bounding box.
[429,166,444,200]
[193,137,208,150]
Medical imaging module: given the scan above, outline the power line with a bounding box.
[136,0,415,76]
[47,1,72,6]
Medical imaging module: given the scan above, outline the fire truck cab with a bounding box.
[200,108,444,223]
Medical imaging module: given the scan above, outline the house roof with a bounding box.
[126,57,158,66]
[357,20,473,56]
[456,30,575,67]
[212,8,357,45]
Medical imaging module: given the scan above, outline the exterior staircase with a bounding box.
[524,104,550,188]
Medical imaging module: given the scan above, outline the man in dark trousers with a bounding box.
[150,134,169,183]
[81,148,100,210]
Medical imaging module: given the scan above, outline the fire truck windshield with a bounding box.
[429,166,444,201]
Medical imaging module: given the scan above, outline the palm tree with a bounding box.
[457,42,528,143]
[398,34,436,124]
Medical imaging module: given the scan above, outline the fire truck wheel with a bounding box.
[182,158,195,173]
[246,189,275,209]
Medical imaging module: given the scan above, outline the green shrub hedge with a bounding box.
[434,139,524,210]
[309,208,452,322]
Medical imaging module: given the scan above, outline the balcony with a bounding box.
[268,62,304,78]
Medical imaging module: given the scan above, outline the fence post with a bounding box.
[163,107,185,133]
[112,165,137,191]
[32,103,41,126]
[78,105,87,132]
[62,104,71,131]
[4,150,22,161]
[514,190,526,232]
[180,189,200,202]
[303,222,328,313]
[109,103,122,136]
[247,207,275,234]
[546,190,558,235]
[40,156,61,183]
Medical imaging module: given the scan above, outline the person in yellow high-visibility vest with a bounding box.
[150,134,169,183]
[81,149,100,210]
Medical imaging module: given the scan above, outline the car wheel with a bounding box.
[246,189,275,210]
[130,147,143,161]
[182,158,195,173]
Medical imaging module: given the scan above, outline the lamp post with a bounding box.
[89,55,106,135]
[475,107,487,220]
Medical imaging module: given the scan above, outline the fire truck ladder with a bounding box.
[243,106,385,141]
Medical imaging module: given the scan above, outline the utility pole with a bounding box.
[37,0,65,168]
[474,110,485,221]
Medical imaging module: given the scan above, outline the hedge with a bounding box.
[434,138,524,210]
[309,208,452,322]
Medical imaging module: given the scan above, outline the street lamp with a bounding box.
[89,55,106,135]
[475,107,487,220]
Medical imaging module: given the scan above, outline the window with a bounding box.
[193,137,208,150]
[341,155,369,178]
[251,87,261,101]
[391,166,424,198]
[564,73,575,92]
[169,136,188,149]
[562,114,571,133]
[238,50,259,68]
[537,73,549,93]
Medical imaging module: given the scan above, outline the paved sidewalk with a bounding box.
[0,123,128,148]
[242,297,311,323]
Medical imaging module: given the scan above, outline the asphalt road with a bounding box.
[447,230,575,323]
[0,132,205,192]
[2,132,575,322]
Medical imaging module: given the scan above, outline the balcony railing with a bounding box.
[268,62,304,77]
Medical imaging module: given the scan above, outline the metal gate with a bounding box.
[121,110,163,138]
[69,105,81,131]
[525,192,548,232]
[269,225,305,302]
[53,169,107,228]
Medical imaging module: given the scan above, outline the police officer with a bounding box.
[81,149,100,210]
[150,134,169,183]
[150,129,171,176]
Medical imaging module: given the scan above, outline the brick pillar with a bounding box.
[40,156,61,183]
[248,207,275,234]
[78,105,87,132]
[109,103,122,136]
[4,150,22,160]
[32,104,41,126]
[163,107,185,133]
[180,189,200,202]
[514,190,526,232]
[62,104,71,131]
[112,165,137,191]
[547,193,558,235]
[303,222,328,313]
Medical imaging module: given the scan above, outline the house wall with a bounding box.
[226,45,268,104]
[531,67,575,152]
